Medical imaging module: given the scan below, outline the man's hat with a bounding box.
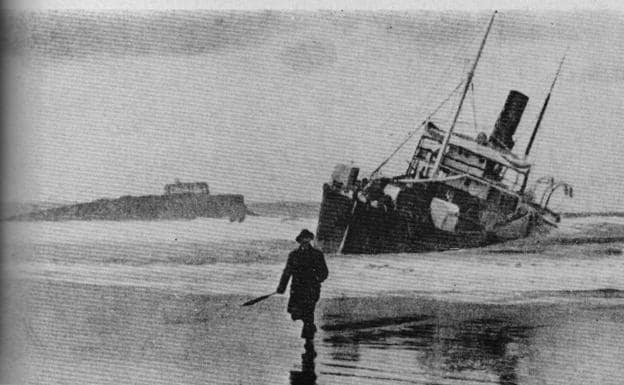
[295,229,315,243]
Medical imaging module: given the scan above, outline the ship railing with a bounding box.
[409,137,530,189]
[397,167,523,200]
[396,173,468,184]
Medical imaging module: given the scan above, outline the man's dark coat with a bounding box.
[277,244,329,320]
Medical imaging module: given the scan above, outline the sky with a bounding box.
[3,8,624,212]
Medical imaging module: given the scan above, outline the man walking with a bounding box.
[277,229,329,346]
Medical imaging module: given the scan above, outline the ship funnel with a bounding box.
[489,90,529,150]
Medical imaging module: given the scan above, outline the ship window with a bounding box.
[478,157,485,164]
[464,179,471,187]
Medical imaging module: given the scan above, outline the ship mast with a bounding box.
[519,52,566,193]
[431,11,497,178]
[524,52,566,158]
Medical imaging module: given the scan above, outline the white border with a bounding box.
[6,0,624,11]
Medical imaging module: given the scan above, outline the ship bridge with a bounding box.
[406,122,531,196]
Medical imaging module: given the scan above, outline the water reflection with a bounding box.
[322,316,535,384]
[290,342,317,385]
[442,319,532,384]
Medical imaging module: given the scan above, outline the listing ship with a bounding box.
[316,12,572,254]
[13,180,248,222]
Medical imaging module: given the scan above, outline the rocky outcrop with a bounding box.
[11,193,248,222]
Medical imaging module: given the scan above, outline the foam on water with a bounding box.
[5,215,624,305]
[4,216,318,245]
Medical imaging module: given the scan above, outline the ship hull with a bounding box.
[316,183,354,253]
[316,183,539,254]
[13,193,248,222]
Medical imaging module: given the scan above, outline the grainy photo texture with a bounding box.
[2,7,624,385]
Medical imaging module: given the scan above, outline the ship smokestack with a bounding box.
[489,90,529,150]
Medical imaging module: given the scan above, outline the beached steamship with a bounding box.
[316,12,572,254]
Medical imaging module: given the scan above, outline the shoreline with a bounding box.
[9,240,624,298]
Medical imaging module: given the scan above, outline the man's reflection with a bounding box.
[289,341,317,385]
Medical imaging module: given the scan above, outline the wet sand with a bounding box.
[3,279,301,384]
[3,278,624,385]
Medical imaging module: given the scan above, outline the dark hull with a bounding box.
[316,184,354,253]
[316,183,536,254]
[12,193,248,222]
[343,198,488,253]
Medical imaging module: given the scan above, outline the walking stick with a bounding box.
[241,292,277,307]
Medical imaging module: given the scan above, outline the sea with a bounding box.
[2,214,624,384]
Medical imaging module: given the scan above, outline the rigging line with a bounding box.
[419,25,479,118]
[430,10,497,178]
[386,21,480,172]
[370,79,465,177]
[413,15,494,135]
[470,82,479,134]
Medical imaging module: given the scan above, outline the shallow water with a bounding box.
[4,280,624,385]
[3,216,624,384]
[318,299,624,385]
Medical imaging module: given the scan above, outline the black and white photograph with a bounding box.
[2,1,624,384]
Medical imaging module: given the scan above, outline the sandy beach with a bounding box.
[2,216,624,384]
